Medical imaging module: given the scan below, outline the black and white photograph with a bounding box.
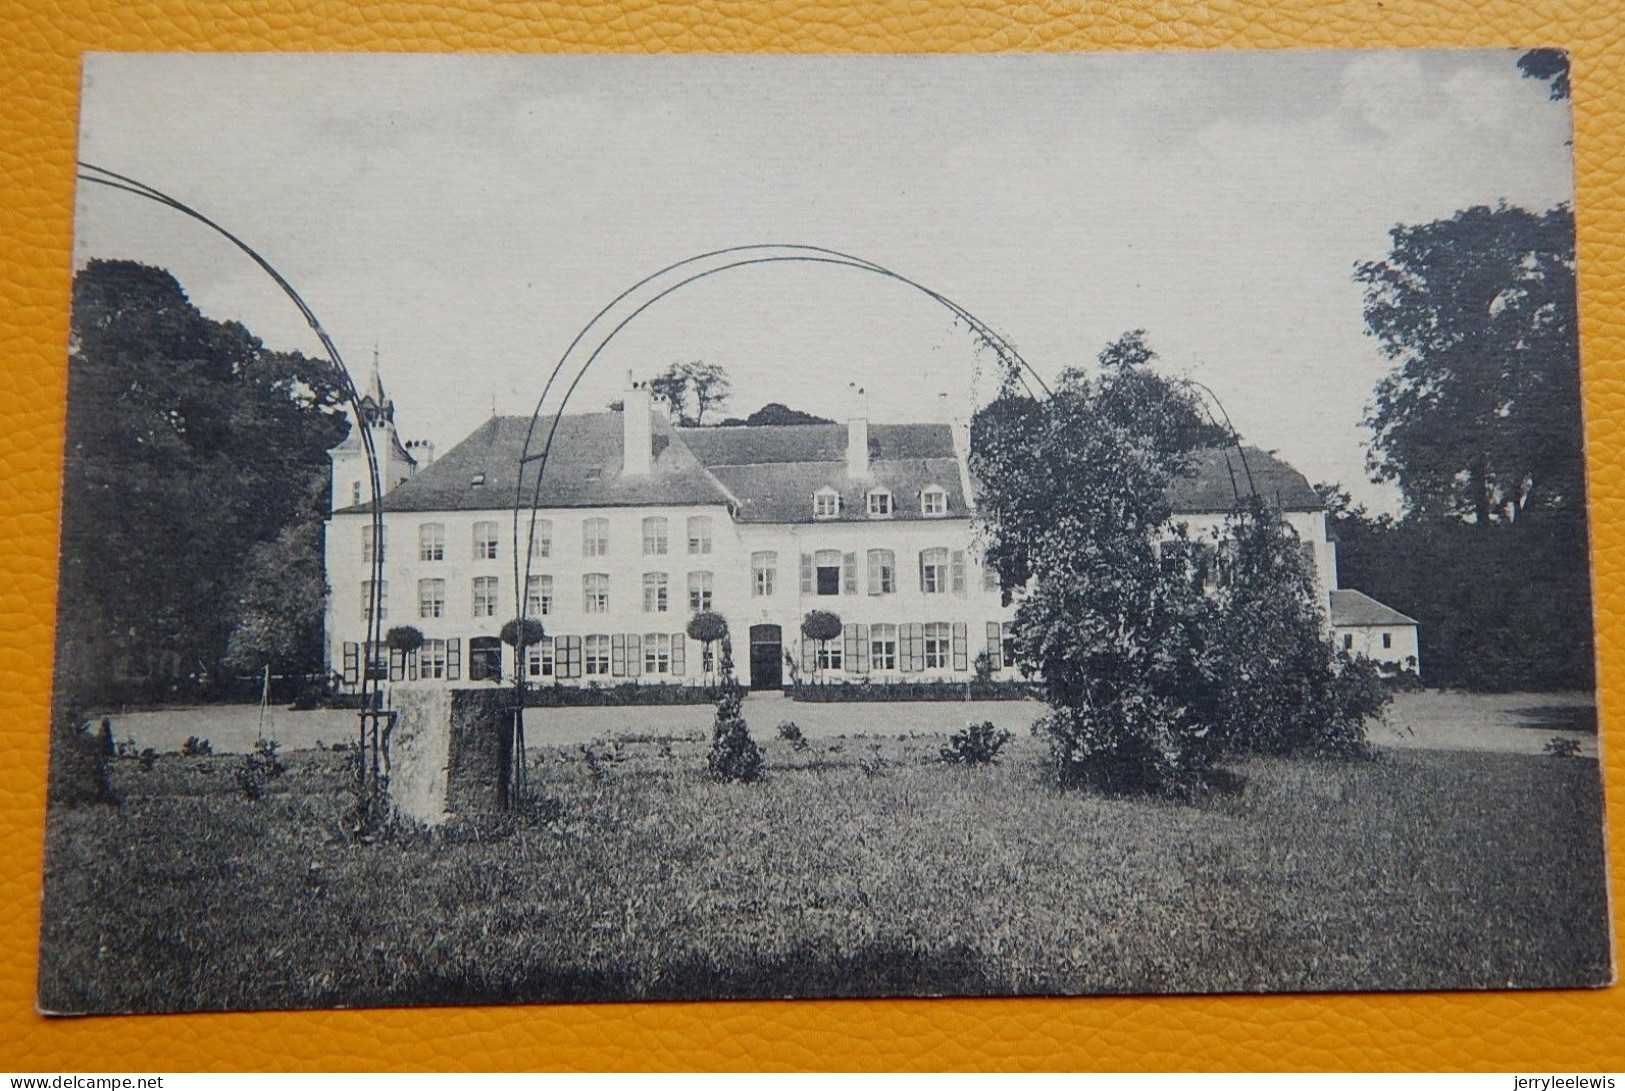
[39,50,1609,1015]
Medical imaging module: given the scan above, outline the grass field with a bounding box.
[37,731,1611,1014]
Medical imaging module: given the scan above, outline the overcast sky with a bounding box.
[74,51,1575,512]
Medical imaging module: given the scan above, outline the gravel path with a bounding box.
[94,688,1598,757]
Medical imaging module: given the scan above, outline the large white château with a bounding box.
[323,370,1419,690]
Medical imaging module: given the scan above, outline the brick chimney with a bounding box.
[623,371,653,476]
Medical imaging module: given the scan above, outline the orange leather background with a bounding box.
[2,0,1622,1073]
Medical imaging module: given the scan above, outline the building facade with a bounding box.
[324,375,1420,690]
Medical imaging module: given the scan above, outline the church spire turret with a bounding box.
[358,342,394,427]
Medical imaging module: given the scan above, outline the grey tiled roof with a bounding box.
[338,414,1326,523]
[1329,589,1419,628]
[1167,447,1323,513]
[337,413,734,514]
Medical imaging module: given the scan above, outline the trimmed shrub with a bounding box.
[47,712,116,807]
[181,736,213,757]
[777,720,810,751]
[940,721,1013,765]
[233,737,287,800]
[707,682,762,783]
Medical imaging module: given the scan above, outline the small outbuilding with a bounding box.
[1329,588,1420,678]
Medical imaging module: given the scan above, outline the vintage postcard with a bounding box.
[39,51,1608,1015]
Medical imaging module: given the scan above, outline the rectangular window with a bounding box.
[473,520,499,560]
[361,580,388,621]
[644,632,671,674]
[583,518,609,557]
[342,641,359,685]
[817,640,843,672]
[527,637,555,678]
[526,574,552,617]
[471,576,499,617]
[642,516,668,556]
[982,562,1000,592]
[1343,633,1355,651]
[815,549,841,596]
[584,573,609,614]
[920,548,949,594]
[643,572,669,613]
[923,622,951,670]
[1001,622,1016,670]
[529,519,553,559]
[687,516,712,555]
[418,578,445,619]
[585,634,611,676]
[753,552,777,597]
[421,639,448,680]
[688,571,714,612]
[419,522,444,562]
[362,524,386,563]
[867,490,892,517]
[867,549,895,595]
[922,488,947,516]
[1382,632,1393,649]
[870,624,898,671]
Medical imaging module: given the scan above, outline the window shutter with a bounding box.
[867,553,881,595]
[952,622,968,671]
[447,637,462,680]
[917,551,927,592]
[801,636,816,673]
[951,551,966,593]
[563,636,582,679]
[627,634,642,676]
[899,623,920,672]
[342,642,359,685]
[611,633,627,677]
[389,647,406,681]
[671,634,686,676]
[407,649,419,681]
[844,624,859,667]
[842,552,857,594]
[987,622,1003,670]
[800,553,814,594]
[852,623,870,674]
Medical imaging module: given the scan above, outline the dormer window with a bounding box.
[921,485,948,517]
[813,488,841,519]
[470,473,486,488]
[866,488,893,518]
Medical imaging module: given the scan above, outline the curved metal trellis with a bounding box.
[75,162,393,823]
[505,244,1058,800]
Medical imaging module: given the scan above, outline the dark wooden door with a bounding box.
[749,624,782,690]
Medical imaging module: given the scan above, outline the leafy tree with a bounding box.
[1355,204,1581,526]
[385,625,426,653]
[222,520,329,675]
[648,361,733,425]
[800,610,843,684]
[972,333,1382,796]
[1518,48,1570,100]
[58,260,348,705]
[686,611,728,680]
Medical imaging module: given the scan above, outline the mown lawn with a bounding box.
[37,731,1611,1014]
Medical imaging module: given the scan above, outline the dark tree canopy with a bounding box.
[500,617,547,648]
[800,610,843,644]
[648,360,732,426]
[1356,204,1581,526]
[686,610,729,646]
[1518,48,1571,101]
[714,402,833,427]
[971,333,1384,795]
[57,260,349,704]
